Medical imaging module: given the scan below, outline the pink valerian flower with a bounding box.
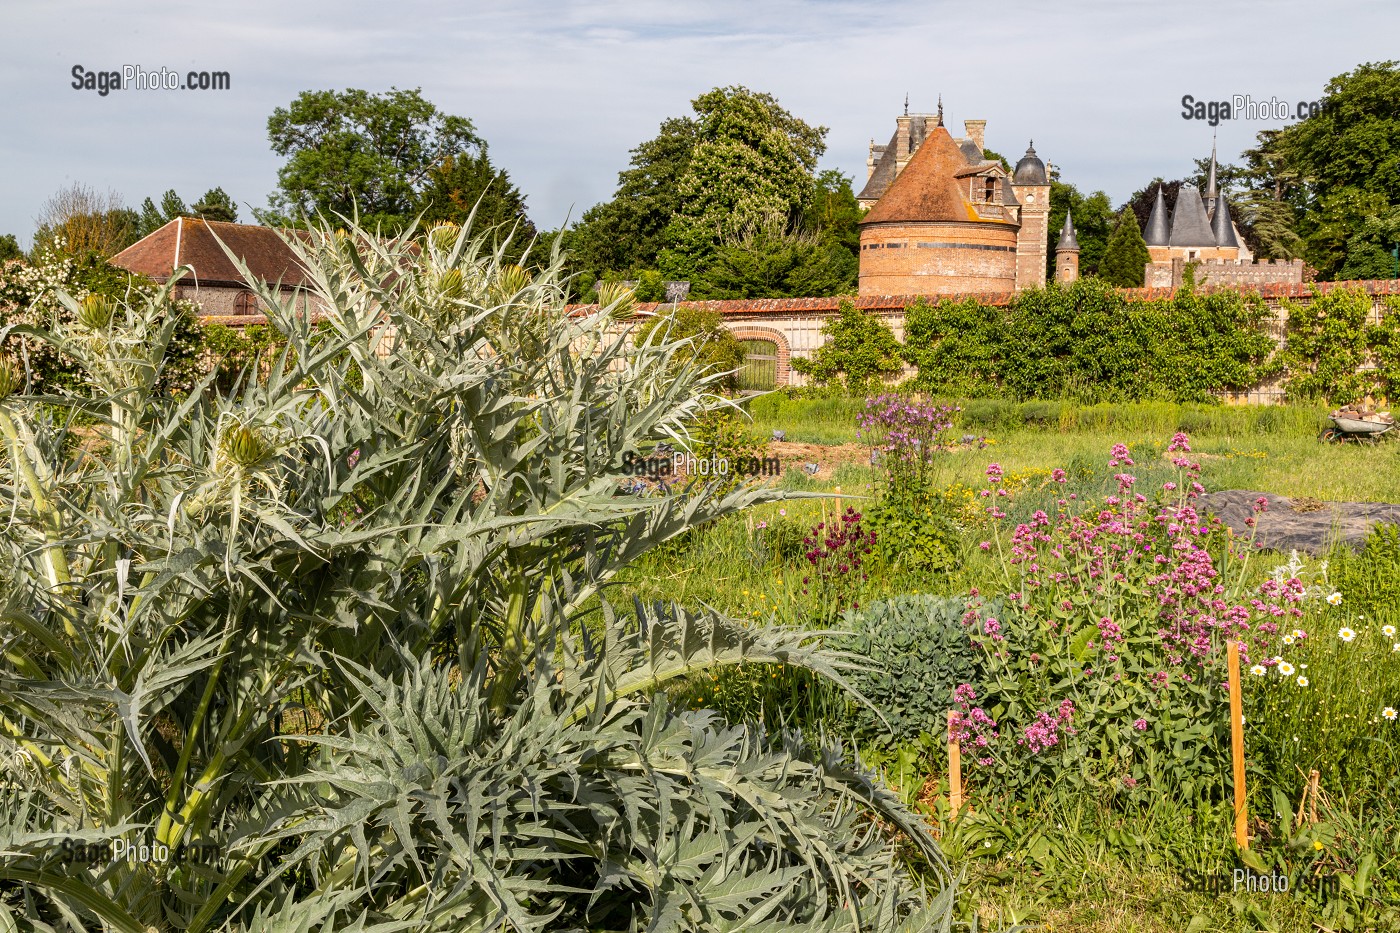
[1052,468,1067,483]
[986,462,1004,483]
[1133,718,1148,731]
[1168,432,1191,453]
[1122,776,1139,788]
[1109,443,1135,467]
[1253,496,1269,514]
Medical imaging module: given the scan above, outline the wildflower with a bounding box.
[1385,708,1398,721]
[1327,592,1342,606]
[1250,664,1266,676]
[1313,840,1323,851]
[756,520,768,530]
[1133,718,1148,731]
[1297,676,1309,687]
[1277,661,1296,676]
[1385,625,1397,638]
[986,463,1004,483]
[778,508,786,516]
[1283,635,1295,646]
[1338,627,1356,643]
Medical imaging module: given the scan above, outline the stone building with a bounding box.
[856,102,1050,296]
[111,217,320,315]
[1142,143,1304,288]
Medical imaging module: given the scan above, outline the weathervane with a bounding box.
[903,93,909,116]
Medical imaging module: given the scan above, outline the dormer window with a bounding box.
[985,177,998,202]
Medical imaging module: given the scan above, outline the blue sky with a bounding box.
[2,0,1396,247]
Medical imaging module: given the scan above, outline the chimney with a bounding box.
[895,115,913,162]
[964,119,986,153]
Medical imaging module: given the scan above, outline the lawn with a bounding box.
[617,396,1400,932]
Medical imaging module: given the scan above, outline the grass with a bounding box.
[629,397,1400,931]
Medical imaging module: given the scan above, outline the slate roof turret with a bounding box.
[1168,184,1216,248]
[1212,193,1240,248]
[1144,185,1170,246]
[1056,209,1080,251]
[1012,141,1047,185]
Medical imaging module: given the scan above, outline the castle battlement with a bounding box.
[1145,256,1305,289]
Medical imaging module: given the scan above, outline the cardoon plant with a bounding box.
[0,218,955,931]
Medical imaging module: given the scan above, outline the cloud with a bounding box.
[1,0,1396,247]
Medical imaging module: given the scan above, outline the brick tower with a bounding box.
[1054,209,1079,284]
[1009,142,1050,290]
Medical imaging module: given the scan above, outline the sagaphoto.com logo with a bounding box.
[71,65,230,97]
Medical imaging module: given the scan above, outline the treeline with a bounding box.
[796,277,1400,406]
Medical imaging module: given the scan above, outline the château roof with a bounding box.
[1144,186,1170,246]
[857,133,900,202]
[1012,143,1047,185]
[1167,184,1216,248]
[1056,209,1080,251]
[112,218,311,288]
[1212,193,1240,248]
[861,126,1016,226]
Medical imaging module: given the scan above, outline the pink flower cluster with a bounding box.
[1018,699,1077,754]
[949,682,1000,767]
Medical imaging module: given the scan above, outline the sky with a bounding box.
[2,0,1397,248]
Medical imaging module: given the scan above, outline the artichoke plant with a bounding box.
[0,217,955,931]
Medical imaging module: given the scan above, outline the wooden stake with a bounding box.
[834,486,842,518]
[1227,639,1249,849]
[947,710,963,817]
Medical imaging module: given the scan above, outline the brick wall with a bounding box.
[1144,257,1305,289]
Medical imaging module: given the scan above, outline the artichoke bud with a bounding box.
[219,424,273,470]
[436,268,465,300]
[77,295,115,330]
[0,356,20,399]
[493,265,529,300]
[429,223,459,251]
[596,282,636,320]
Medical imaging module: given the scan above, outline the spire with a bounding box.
[1056,209,1080,252]
[1212,192,1240,248]
[1204,134,1219,220]
[936,94,943,126]
[1143,184,1170,246]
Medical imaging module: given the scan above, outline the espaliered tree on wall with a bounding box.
[900,277,1283,403]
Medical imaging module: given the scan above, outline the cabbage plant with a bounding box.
[0,218,954,931]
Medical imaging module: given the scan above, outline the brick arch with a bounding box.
[727,325,792,386]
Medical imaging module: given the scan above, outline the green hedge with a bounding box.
[903,278,1282,403]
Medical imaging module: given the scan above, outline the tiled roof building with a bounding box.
[857,101,1050,295]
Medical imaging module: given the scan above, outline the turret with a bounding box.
[1054,209,1080,284]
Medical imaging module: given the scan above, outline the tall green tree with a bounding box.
[0,235,21,263]
[138,187,240,236]
[1046,180,1114,277]
[659,87,827,280]
[1265,61,1400,278]
[415,149,538,264]
[694,216,854,299]
[565,117,698,280]
[265,87,482,229]
[1099,207,1151,287]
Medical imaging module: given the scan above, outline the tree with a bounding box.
[265,87,482,229]
[791,303,904,391]
[138,187,240,236]
[0,235,21,264]
[191,187,239,223]
[0,215,955,931]
[1099,207,1151,287]
[692,215,855,299]
[415,149,538,265]
[805,169,863,261]
[1266,61,1400,278]
[659,87,827,280]
[1046,180,1114,277]
[565,116,698,279]
[1338,209,1400,279]
[32,183,140,258]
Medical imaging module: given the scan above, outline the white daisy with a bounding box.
[1297,677,1310,687]
[1250,664,1266,676]
[1277,661,1296,676]
[1385,708,1398,721]
[1283,635,1296,645]
[1327,592,1343,606]
[1385,625,1397,639]
[1339,627,1357,643]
